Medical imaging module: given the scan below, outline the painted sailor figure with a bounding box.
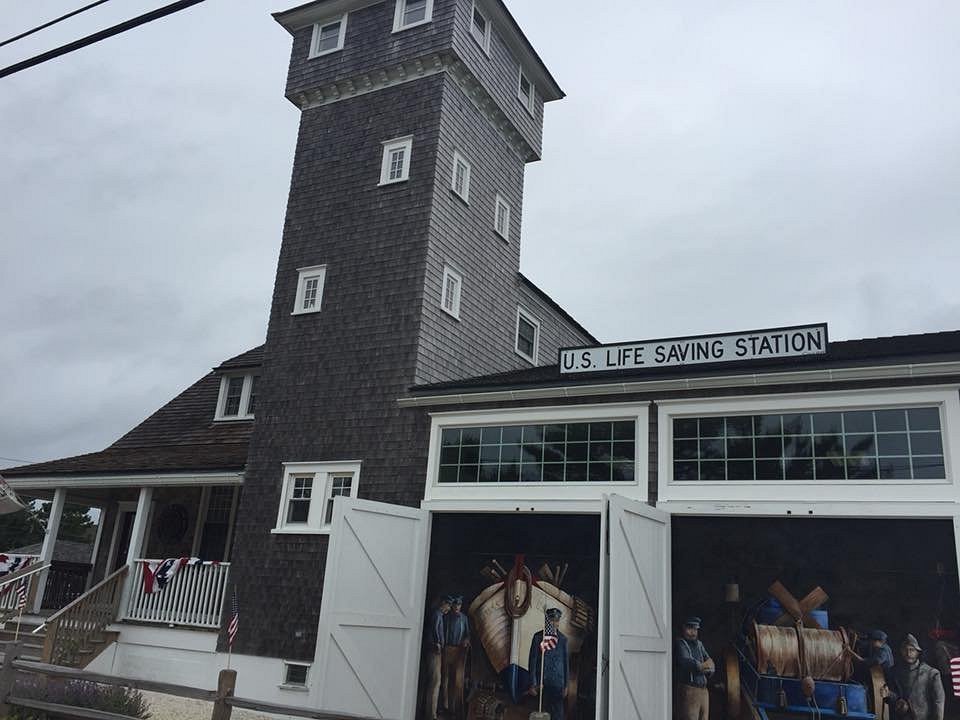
[882,634,945,720]
[442,595,471,717]
[674,616,715,720]
[423,595,452,720]
[528,607,570,720]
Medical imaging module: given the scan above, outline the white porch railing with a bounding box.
[124,560,230,630]
[0,555,41,612]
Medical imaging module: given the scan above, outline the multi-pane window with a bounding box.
[441,266,462,319]
[515,308,539,363]
[672,407,946,482]
[439,421,636,484]
[518,71,535,114]
[494,195,511,239]
[284,663,310,687]
[310,16,347,57]
[215,374,258,420]
[452,151,471,202]
[380,137,413,185]
[395,0,433,30]
[274,462,361,533]
[470,2,491,52]
[324,475,353,525]
[293,265,326,315]
[286,476,313,523]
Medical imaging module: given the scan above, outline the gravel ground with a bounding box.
[141,691,297,720]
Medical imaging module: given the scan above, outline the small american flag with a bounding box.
[950,656,960,697]
[540,617,558,652]
[227,589,239,649]
[15,581,27,611]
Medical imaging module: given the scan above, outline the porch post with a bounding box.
[118,487,153,618]
[32,487,67,613]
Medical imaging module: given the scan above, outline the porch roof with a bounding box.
[4,346,260,480]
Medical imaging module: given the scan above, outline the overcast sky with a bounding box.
[2,0,959,468]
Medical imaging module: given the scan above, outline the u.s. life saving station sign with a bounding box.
[559,323,829,375]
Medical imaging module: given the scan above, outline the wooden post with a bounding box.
[211,668,236,720]
[0,641,23,716]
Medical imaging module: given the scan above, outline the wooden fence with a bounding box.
[0,641,374,720]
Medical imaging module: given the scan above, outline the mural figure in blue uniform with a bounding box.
[674,616,714,720]
[865,629,895,676]
[423,595,452,720]
[528,607,569,720]
[442,595,471,717]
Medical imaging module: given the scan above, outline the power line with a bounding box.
[0,456,34,465]
[0,0,113,50]
[0,0,208,80]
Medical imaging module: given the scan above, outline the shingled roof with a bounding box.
[4,346,264,478]
[409,330,960,395]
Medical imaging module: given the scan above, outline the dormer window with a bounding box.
[309,15,347,58]
[215,374,259,421]
[394,0,434,31]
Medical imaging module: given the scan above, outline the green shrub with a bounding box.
[7,676,151,718]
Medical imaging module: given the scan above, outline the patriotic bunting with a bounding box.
[141,557,221,594]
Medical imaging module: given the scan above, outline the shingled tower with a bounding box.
[228,0,594,661]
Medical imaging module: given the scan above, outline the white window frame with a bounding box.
[293,265,327,316]
[441,266,462,320]
[272,461,362,535]
[494,194,511,240]
[517,69,535,116]
[424,402,650,506]
[451,150,472,203]
[214,374,258,421]
[280,661,311,691]
[657,386,960,510]
[469,1,492,54]
[515,306,540,365]
[393,0,434,32]
[379,136,413,186]
[309,14,348,58]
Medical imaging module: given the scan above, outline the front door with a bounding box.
[606,494,672,719]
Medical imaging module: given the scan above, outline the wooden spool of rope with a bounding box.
[798,627,852,682]
[753,622,801,678]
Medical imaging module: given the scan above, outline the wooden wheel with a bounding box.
[724,647,742,719]
[869,665,886,716]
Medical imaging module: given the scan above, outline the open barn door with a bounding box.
[606,494,671,719]
[314,498,430,720]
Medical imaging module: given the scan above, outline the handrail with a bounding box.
[0,562,50,592]
[38,565,128,630]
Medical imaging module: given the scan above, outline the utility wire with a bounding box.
[0,456,34,465]
[0,0,113,50]
[0,0,207,80]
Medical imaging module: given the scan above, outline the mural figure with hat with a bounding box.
[864,629,895,677]
[442,595,471,718]
[674,616,714,720]
[422,595,452,720]
[882,633,945,720]
[527,607,569,720]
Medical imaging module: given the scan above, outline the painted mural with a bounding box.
[420,514,599,720]
[672,517,960,720]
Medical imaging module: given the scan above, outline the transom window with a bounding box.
[518,70,535,114]
[451,151,471,202]
[494,195,511,240]
[274,461,362,534]
[394,0,433,31]
[470,2,491,52]
[215,374,259,420]
[293,265,327,315]
[515,307,540,364]
[380,136,413,185]
[672,407,946,482]
[439,421,636,484]
[441,266,462,319]
[310,15,347,57]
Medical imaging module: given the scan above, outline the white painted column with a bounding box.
[32,487,67,614]
[119,487,153,618]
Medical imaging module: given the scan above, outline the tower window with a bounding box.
[451,151,472,203]
[470,2,491,53]
[274,461,362,534]
[515,307,540,364]
[309,15,347,58]
[293,265,327,315]
[494,195,511,240]
[441,266,462,320]
[215,374,259,421]
[379,136,413,185]
[394,0,434,31]
[518,70,535,115]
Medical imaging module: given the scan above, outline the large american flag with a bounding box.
[950,656,960,698]
[227,589,239,649]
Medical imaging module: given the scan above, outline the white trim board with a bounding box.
[398,362,960,407]
[6,472,244,490]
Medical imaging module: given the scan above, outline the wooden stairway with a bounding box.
[0,618,46,662]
